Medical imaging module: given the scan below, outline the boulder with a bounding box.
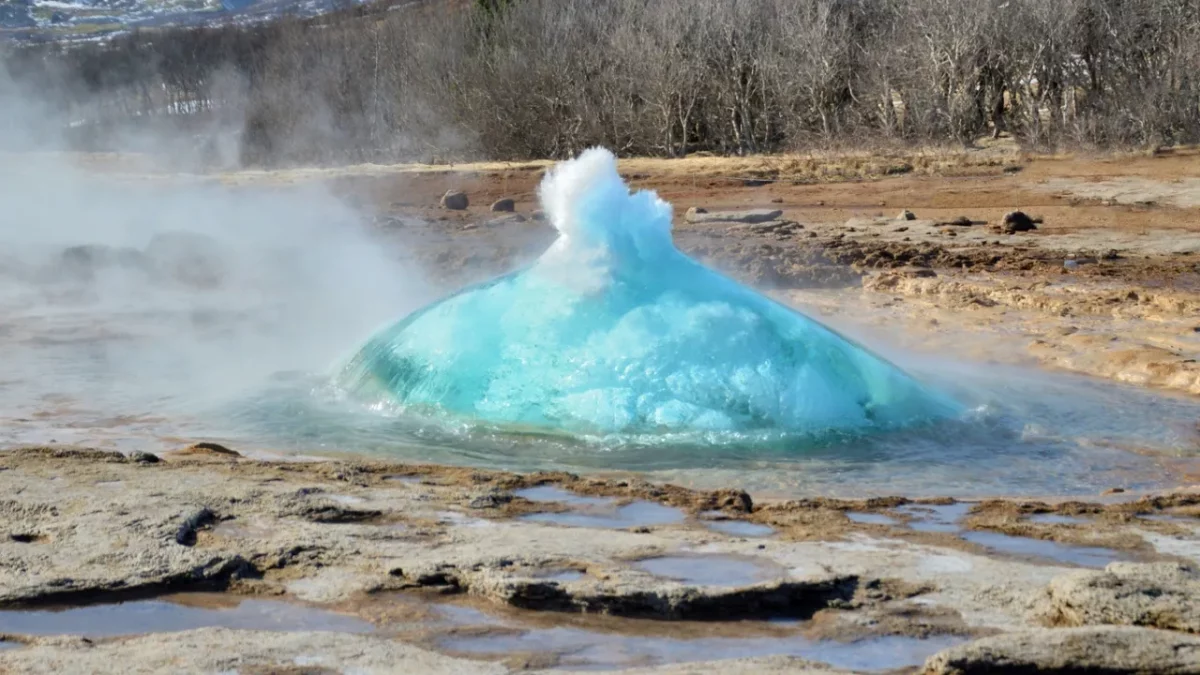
[490,198,515,212]
[685,208,784,225]
[898,210,917,221]
[923,626,1200,674]
[1002,211,1037,234]
[440,190,469,210]
[58,244,147,280]
[1039,562,1200,633]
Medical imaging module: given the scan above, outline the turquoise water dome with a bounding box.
[336,148,960,438]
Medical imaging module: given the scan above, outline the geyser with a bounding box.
[337,148,959,437]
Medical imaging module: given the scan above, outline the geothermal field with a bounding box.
[1,142,1199,674]
[3,1,1200,667]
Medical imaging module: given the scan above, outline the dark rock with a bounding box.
[490,198,515,212]
[440,190,469,210]
[58,245,148,281]
[129,451,160,464]
[1002,211,1037,234]
[898,210,917,221]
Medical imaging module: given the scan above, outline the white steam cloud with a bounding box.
[0,67,430,430]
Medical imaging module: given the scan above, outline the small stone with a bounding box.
[1002,211,1037,234]
[129,451,160,464]
[179,442,239,457]
[898,210,916,221]
[490,198,515,212]
[440,190,468,210]
[175,507,216,546]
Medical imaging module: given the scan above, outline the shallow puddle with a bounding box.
[515,486,615,508]
[960,531,1127,568]
[0,594,374,638]
[521,500,685,529]
[704,520,775,538]
[847,512,898,526]
[433,604,504,627]
[634,555,783,587]
[895,503,972,533]
[440,625,966,671]
[1028,514,1090,525]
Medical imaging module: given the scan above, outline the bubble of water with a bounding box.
[335,148,959,438]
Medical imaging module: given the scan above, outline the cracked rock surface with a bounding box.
[0,447,1198,672]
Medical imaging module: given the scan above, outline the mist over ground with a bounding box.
[0,71,430,416]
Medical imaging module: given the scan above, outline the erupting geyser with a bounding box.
[337,148,960,438]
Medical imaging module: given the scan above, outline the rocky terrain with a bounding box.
[299,147,1200,402]
[1,445,1198,673]
[2,148,1200,673]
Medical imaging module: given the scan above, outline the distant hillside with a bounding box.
[0,0,412,41]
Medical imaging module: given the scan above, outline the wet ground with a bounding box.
[0,446,1197,672]
[2,149,1200,673]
